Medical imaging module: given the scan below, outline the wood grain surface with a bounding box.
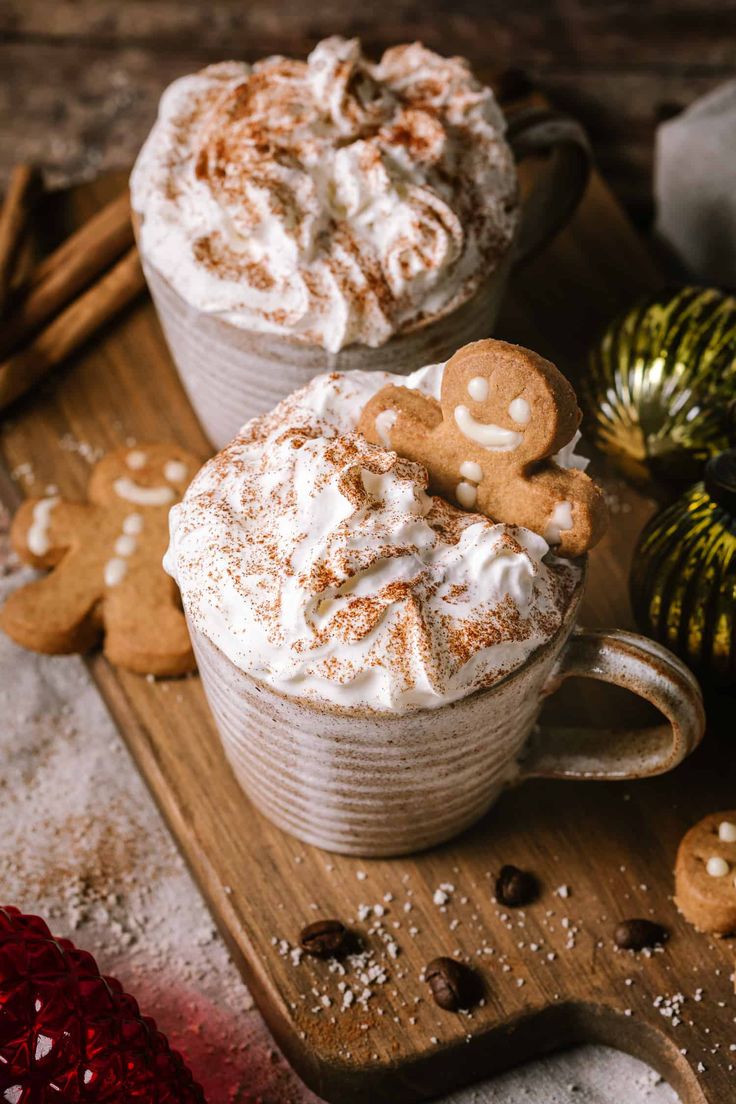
[0,166,733,1104]
[1,1,735,223]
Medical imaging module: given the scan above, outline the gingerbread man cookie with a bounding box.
[357,339,608,557]
[675,812,736,936]
[0,444,199,676]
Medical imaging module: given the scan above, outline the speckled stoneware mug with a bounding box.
[190,570,705,858]
[135,108,591,448]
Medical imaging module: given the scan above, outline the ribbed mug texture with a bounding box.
[190,585,580,857]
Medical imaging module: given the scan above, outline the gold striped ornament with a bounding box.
[584,287,736,488]
[630,449,736,686]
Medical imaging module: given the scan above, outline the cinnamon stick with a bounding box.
[0,165,40,314]
[1,190,133,358]
[0,246,144,411]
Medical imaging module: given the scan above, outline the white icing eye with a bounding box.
[467,376,489,402]
[706,856,730,877]
[508,396,531,424]
[126,450,147,470]
[164,460,189,483]
[718,821,736,842]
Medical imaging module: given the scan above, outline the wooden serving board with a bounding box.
[1,166,734,1104]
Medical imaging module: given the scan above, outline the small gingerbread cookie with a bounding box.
[0,443,199,676]
[357,338,608,557]
[675,812,736,935]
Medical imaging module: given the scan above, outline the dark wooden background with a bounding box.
[0,1,735,226]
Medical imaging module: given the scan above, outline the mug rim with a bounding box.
[191,558,588,722]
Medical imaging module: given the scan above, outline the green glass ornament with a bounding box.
[630,449,736,686]
[584,286,736,488]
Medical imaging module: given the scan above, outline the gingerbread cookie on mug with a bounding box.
[357,339,607,557]
[0,443,199,676]
[675,812,736,935]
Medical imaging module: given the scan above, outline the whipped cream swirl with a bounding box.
[166,369,580,713]
[131,37,518,352]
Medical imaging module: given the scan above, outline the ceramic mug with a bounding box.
[188,571,705,858]
[135,108,592,448]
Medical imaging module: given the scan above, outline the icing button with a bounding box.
[459,460,483,483]
[455,481,477,509]
[718,821,736,843]
[114,534,137,557]
[104,557,128,588]
[123,513,144,536]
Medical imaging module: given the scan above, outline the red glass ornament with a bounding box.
[0,905,206,1102]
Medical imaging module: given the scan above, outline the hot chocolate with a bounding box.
[165,366,580,713]
[131,37,518,353]
[164,351,703,856]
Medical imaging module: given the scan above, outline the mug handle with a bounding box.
[507,107,592,265]
[520,629,705,780]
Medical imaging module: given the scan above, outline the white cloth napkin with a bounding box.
[655,81,736,286]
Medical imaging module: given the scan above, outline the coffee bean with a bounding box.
[495,865,538,908]
[614,919,669,951]
[299,919,348,958]
[425,957,478,1011]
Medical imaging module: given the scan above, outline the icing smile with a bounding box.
[113,477,176,507]
[453,405,523,451]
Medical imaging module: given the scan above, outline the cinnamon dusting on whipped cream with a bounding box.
[131,37,518,353]
[166,369,580,713]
